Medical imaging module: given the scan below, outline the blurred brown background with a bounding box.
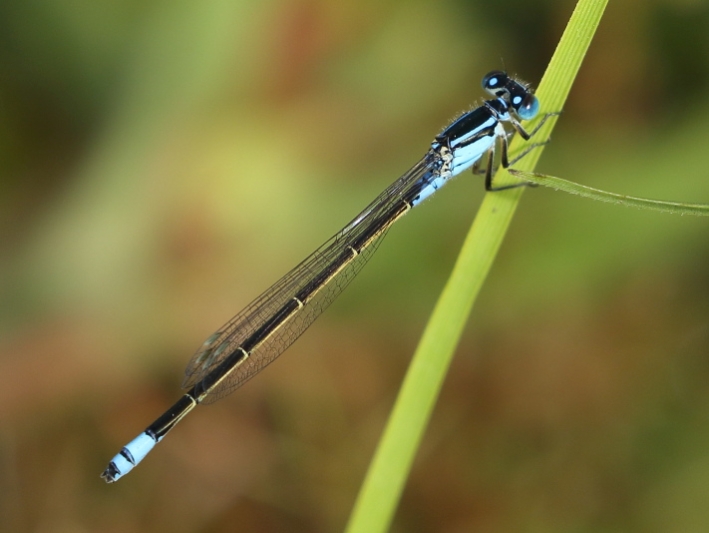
[2,0,709,531]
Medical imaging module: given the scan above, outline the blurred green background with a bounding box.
[2,0,709,531]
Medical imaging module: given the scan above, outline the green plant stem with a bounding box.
[344,1,609,532]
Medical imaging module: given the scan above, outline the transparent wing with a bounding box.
[182,152,440,403]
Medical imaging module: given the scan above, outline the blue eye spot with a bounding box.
[488,77,498,86]
[512,96,522,105]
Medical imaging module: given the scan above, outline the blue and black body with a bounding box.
[101,71,553,483]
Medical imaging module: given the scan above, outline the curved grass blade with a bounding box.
[509,169,709,216]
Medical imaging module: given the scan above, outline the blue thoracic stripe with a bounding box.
[447,116,496,149]
[101,70,548,483]
[411,103,503,206]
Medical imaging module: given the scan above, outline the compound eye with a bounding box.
[516,94,539,120]
[482,70,508,94]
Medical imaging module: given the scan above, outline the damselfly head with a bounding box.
[482,71,539,121]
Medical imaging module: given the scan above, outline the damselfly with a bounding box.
[102,71,553,482]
